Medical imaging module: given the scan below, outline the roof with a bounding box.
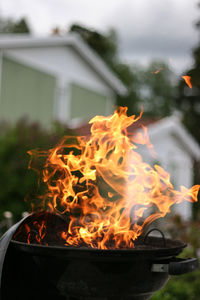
[0,33,127,96]
[147,114,200,161]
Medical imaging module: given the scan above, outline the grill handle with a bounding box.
[151,258,199,275]
[169,258,199,275]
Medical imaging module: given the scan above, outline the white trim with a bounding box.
[55,79,71,124]
[148,115,200,160]
[6,49,115,98]
[105,96,114,115]
[71,76,108,99]
[0,34,77,48]
[71,34,127,96]
[66,82,71,122]
[0,34,127,96]
[68,116,87,128]
[70,79,110,101]
[53,78,60,121]
[4,51,116,120]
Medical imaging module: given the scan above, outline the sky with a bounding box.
[0,0,199,75]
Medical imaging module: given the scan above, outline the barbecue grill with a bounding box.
[0,212,198,300]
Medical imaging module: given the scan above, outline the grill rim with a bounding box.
[10,236,187,260]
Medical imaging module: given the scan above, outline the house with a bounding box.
[134,112,200,220]
[0,34,127,127]
[74,112,200,220]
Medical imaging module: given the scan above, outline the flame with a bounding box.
[153,68,163,74]
[182,75,192,88]
[24,220,46,244]
[25,224,31,244]
[28,107,199,249]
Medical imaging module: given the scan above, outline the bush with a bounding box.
[0,118,75,222]
[151,215,200,300]
[151,268,200,300]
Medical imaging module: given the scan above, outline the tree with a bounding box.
[0,17,30,34]
[69,24,175,117]
[0,119,74,222]
[175,2,200,143]
[175,51,200,143]
[138,60,175,117]
[70,24,117,67]
[175,2,200,215]
[70,24,141,114]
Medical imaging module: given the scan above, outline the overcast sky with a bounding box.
[0,0,200,75]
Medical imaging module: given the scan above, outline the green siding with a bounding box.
[0,56,56,127]
[70,83,109,120]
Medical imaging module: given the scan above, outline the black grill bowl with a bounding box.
[0,212,197,300]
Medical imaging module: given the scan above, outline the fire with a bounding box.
[28,107,199,249]
[24,220,46,244]
[182,75,192,88]
[153,68,163,74]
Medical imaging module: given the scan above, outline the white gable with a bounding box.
[148,115,200,161]
[137,115,200,220]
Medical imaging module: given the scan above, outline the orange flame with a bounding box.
[153,68,163,74]
[182,75,192,88]
[28,107,199,249]
[24,220,47,244]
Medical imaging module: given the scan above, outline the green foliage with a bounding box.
[10,18,30,34]
[175,61,200,144]
[70,24,118,67]
[70,24,175,117]
[175,5,200,145]
[114,64,141,115]
[151,215,200,300]
[0,119,74,222]
[139,61,175,117]
[151,268,200,300]
[175,8,200,204]
[0,17,30,34]
[70,24,141,114]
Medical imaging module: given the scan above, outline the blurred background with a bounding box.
[0,1,200,298]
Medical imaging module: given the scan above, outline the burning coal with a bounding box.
[22,107,199,249]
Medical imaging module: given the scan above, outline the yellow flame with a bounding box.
[28,107,199,249]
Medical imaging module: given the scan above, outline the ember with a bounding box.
[153,68,163,74]
[21,107,199,249]
[182,75,192,88]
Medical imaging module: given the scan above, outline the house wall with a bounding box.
[70,83,113,120]
[145,131,193,220]
[128,127,194,221]
[5,46,116,124]
[0,56,56,127]
[5,46,113,95]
